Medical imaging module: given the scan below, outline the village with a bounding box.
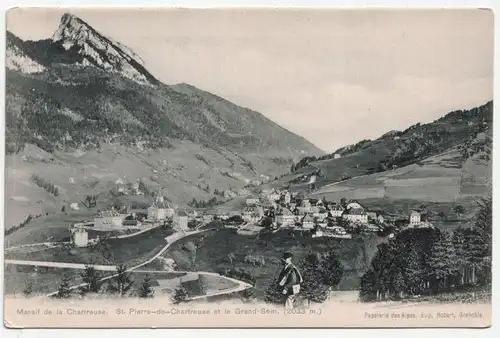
[67,182,434,248]
[233,188,434,238]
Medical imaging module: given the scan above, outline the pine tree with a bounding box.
[264,275,284,304]
[299,253,329,304]
[387,242,407,299]
[23,279,33,297]
[56,271,73,299]
[452,228,468,285]
[426,231,457,293]
[359,268,378,302]
[108,264,134,296]
[242,287,256,301]
[138,274,154,298]
[389,270,405,299]
[474,195,492,256]
[403,244,424,295]
[370,243,392,300]
[473,194,492,285]
[463,228,484,285]
[320,250,344,293]
[80,266,103,295]
[171,285,188,304]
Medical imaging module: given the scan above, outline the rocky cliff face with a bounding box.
[49,13,156,85]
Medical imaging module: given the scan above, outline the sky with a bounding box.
[6,8,494,152]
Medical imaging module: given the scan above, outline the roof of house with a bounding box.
[410,210,421,216]
[344,208,367,215]
[346,200,365,208]
[122,219,140,226]
[296,209,306,216]
[278,208,294,216]
[328,203,345,211]
[302,214,315,222]
[95,210,120,218]
[243,205,264,213]
[177,210,188,217]
[150,201,172,209]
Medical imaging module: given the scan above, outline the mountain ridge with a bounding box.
[5,14,323,157]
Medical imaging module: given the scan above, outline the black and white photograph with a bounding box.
[3,7,493,328]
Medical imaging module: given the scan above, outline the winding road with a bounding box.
[5,228,253,300]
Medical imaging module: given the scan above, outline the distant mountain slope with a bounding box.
[5,14,322,159]
[170,83,320,156]
[310,129,492,204]
[6,31,46,74]
[290,101,492,186]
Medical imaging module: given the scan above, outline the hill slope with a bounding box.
[269,102,493,216]
[4,13,323,230]
[288,101,492,187]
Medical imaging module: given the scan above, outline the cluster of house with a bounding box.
[70,193,213,247]
[240,189,383,234]
[239,188,429,236]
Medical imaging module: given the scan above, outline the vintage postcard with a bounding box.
[3,7,493,328]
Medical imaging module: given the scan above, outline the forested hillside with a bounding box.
[292,101,492,182]
[359,195,491,302]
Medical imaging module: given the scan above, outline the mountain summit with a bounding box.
[49,13,156,84]
[7,13,157,85]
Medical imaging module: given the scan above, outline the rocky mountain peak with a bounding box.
[52,12,92,43]
[50,12,156,85]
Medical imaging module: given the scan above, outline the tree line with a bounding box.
[359,195,491,301]
[5,212,52,236]
[188,196,223,209]
[42,264,154,299]
[31,174,60,196]
[35,263,201,305]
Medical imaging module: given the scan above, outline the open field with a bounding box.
[311,157,489,204]
[162,229,386,299]
[307,144,490,222]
